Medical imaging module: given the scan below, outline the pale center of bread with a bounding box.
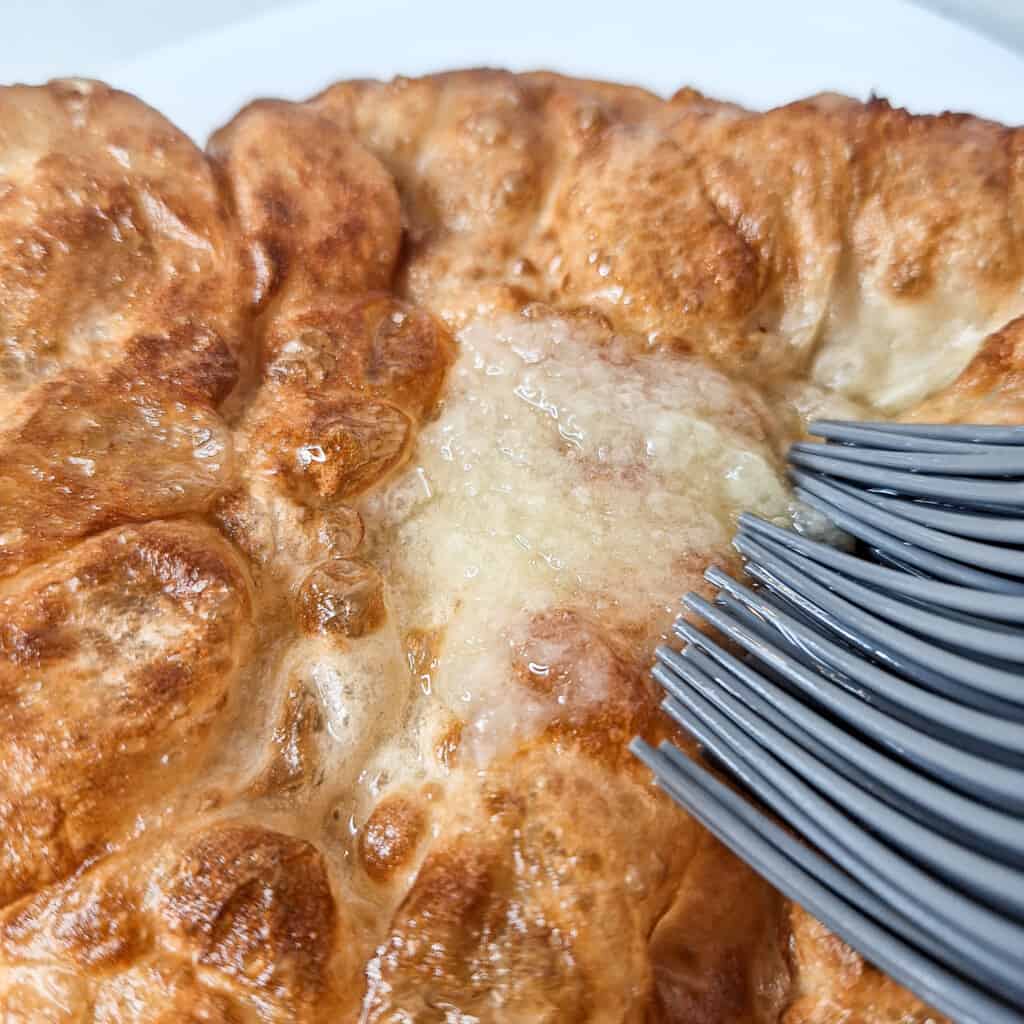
[813,283,1024,412]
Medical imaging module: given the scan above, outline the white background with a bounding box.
[2,0,1023,141]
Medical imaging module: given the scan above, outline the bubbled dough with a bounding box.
[2,69,1023,1022]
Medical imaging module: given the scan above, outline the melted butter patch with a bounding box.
[361,314,791,761]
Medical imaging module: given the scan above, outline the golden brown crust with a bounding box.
[162,826,340,1003]
[0,822,354,1021]
[0,374,234,577]
[358,793,426,883]
[251,680,325,796]
[0,79,245,405]
[648,832,792,1024]
[207,99,402,310]
[0,69,1015,1022]
[312,73,1023,405]
[782,906,943,1024]
[296,557,387,639]
[262,293,456,420]
[0,521,252,906]
[0,78,245,578]
[361,745,699,1023]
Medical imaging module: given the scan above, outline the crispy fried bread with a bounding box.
[0,71,1021,1022]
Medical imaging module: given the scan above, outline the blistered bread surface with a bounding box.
[0,70,1021,1022]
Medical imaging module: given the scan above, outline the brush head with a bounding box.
[635,420,1024,1022]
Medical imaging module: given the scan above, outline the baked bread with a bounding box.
[0,70,1021,1022]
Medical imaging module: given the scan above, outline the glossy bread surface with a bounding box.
[1,71,1022,1021]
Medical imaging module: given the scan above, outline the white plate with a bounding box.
[79,0,1024,143]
